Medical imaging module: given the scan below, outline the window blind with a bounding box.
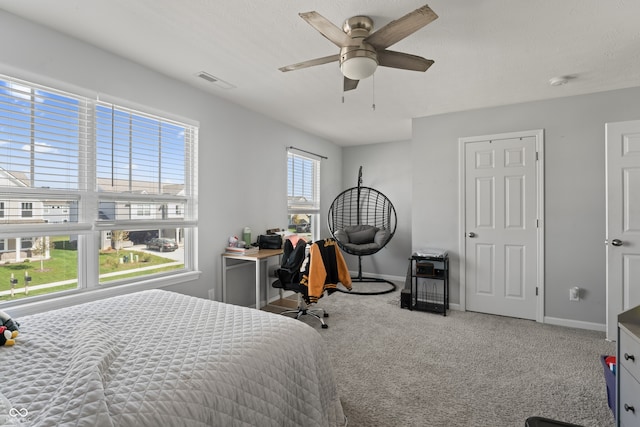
[287,152,320,211]
[95,103,197,226]
[0,77,88,191]
[0,76,87,230]
[96,104,186,195]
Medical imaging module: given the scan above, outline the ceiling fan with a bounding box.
[279,4,438,92]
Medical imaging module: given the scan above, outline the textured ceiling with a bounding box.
[1,0,640,146]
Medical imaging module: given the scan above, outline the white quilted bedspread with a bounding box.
[0,290,346,427]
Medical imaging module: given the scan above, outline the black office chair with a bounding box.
[272,238,330,328]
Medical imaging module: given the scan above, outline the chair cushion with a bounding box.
[333,229,349,244]
[334,225,392,255]
[344,225,378,244]
[340,241,381,255]
[373,228,390,246]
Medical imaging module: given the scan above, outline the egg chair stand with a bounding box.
[328,167,397,295]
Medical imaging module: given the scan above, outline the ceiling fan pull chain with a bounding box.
[342,79,345,104]
[372,74,376,111]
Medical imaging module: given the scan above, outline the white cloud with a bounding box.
[21,142,59,154]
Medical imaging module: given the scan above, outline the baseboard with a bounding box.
[438,307,602,332]
[448,303,461,311]
[544,316,606,332]
[340,271,607,333]
[348,271,405,283]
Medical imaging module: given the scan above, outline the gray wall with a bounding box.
[0,10,344,308]
[4,9,640,328]
[412,88,640,326]
[340,141,412,280]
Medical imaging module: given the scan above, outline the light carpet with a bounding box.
[266,283,616,427]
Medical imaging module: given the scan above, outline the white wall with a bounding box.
[0,10,344,308]
[412,88,640,326]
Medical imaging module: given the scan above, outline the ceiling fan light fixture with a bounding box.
[340,43,378,80]
[341,56,378,80]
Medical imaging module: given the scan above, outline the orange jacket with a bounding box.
[301,239,352,303]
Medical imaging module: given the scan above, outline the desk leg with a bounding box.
[263,259,270,303]
[255,258,261,309]
[221,256,227,303]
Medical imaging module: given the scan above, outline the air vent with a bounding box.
[195,71,235,89]
[197,72,217,83]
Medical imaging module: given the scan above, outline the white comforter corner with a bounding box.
[1,290,346,427]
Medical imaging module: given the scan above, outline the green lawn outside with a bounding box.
[98,249,179,274]
[0,245,182,302]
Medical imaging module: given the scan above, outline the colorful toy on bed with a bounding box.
[0,326,16,346]
[0,309,19,338]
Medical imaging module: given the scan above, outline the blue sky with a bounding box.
[0,78,186,192]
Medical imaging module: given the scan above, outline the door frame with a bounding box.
[458,129,545,322]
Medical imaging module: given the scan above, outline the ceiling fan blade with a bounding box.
[364,5,438,50]
[377,50,434,72]
[279,54,340,72]
[299,11,360,48]
[344,77,359,92]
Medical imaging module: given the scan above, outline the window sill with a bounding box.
[5,270,202,318]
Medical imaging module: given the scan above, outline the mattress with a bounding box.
[0,290,347,426]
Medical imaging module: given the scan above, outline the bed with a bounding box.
[0,290,347,426]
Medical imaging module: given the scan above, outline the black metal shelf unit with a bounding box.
[408,254,449,316]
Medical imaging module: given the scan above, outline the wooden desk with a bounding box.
[221,248,283,309]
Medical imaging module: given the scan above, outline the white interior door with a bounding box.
[460,131,542,321]
[606,120,640,340]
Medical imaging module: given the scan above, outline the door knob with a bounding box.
[468,232,476,238]
[611,239,623,246]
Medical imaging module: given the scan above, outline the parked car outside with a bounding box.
[129,230,159,245]
[146,238,179,252]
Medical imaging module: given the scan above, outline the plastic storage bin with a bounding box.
[600,355,616,420]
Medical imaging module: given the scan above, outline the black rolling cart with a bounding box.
[407,251,449,316]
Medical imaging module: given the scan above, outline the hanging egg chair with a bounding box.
[328,166,397,295]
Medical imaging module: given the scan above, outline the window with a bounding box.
[287,151,320,241]
[135,204,151,217]
[20,237,33,250]
[21,202,33,218]
[0,74,198,304]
